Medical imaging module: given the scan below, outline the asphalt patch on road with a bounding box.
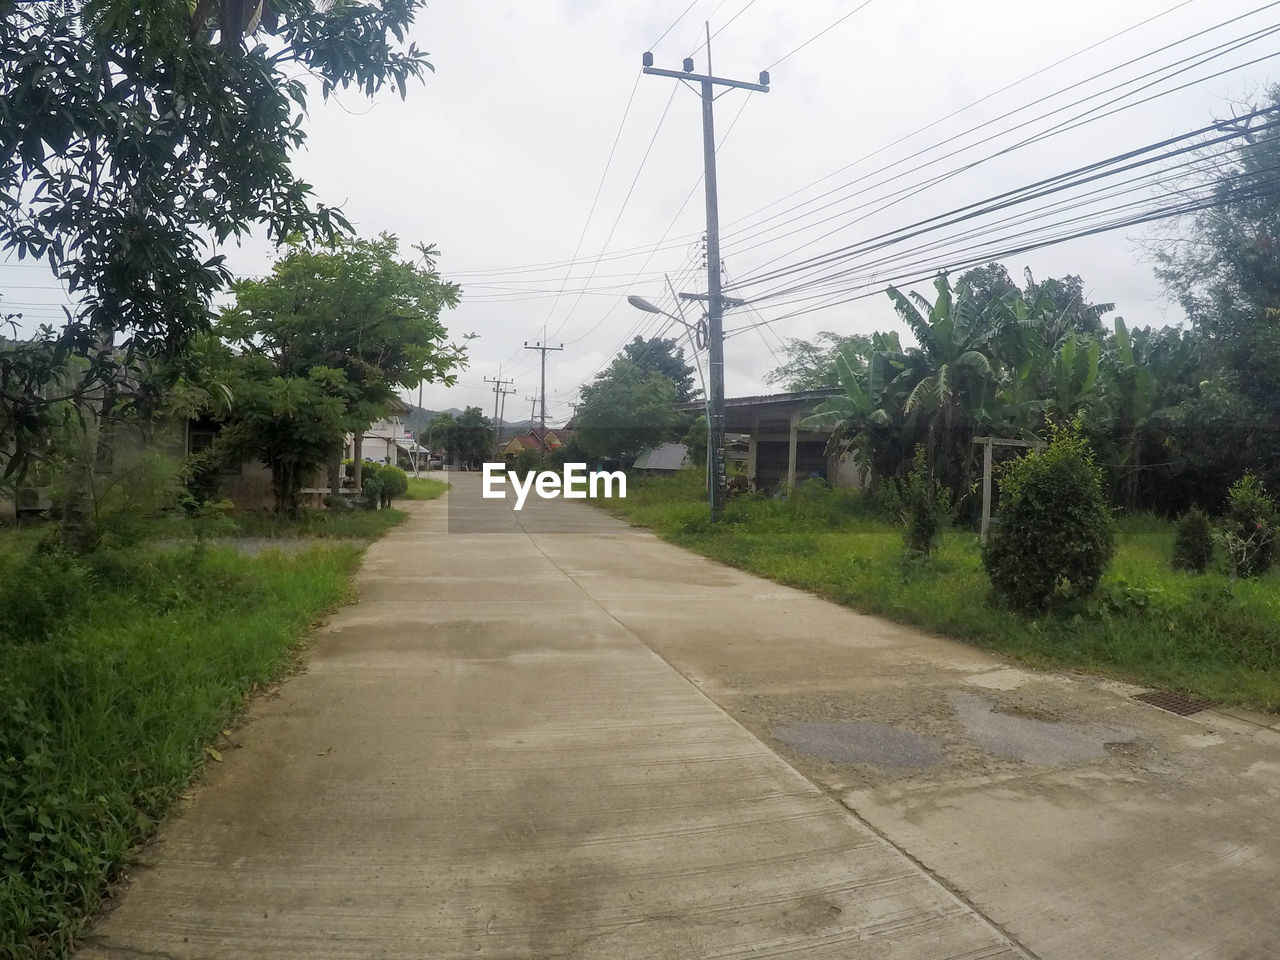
[772,720,944,768]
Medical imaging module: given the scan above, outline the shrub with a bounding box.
[1219,472,1276,578]
[511,447,541,479]
[378,465,408,507]
[359,462,386,510]
[901,446,951,557]
[1172,507,1214,572]
[180,446,225,507]
[0,545,94,645]
[982,423,1115,612]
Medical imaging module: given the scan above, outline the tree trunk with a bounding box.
[60,355,116,552]
[352,432,364,494]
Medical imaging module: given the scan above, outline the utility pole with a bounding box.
[414,382,423,478]
[642,28,769,520]
[524,340,563,454]
[524,394,538,432]
[484,373,515,457]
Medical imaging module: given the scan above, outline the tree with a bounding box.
[883,275,1008,501]
[430,411,456,460]
[764,331,871,391]
[218,235,466,493]
[620,335,701,403]
[1154,86,1280,493]
[0,0,434,539]
[576,360,677,464]
[446,407,491,469]
[215,352,350,514]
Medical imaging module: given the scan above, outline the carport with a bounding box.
[716,388,861,491]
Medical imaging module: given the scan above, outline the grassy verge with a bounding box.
[605,471,1280,713]
[405,476,449,501]
[0,521,389,958]
[228,506,407,539]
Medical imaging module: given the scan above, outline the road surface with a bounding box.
[80,474,1280,959]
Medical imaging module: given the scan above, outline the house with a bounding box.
[346,397,413,466]
[2,414,308,521]
[501,427,576,458]
[680,389,864,492]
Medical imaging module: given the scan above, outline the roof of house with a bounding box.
[633,442,689,471]
[676,388,839,414]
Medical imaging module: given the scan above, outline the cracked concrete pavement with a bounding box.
[79,474,1280,958]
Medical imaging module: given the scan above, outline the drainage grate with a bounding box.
[1132,689,1214,716]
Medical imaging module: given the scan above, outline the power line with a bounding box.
[731,105,1279,298]
[765,0,878,71]
[717,2,1280,263]
[724,159,1280,337]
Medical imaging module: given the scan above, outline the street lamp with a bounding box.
[627,292,711,493]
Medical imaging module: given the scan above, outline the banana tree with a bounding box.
[1099,318,1156,508]
[800,343,906,486]
[884,275,1007,499]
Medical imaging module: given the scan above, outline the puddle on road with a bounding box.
[773,721,943,768]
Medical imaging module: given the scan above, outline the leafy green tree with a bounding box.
[576,360,677,464]
[218,234,466,492]
[0,0,434,539]
[1154,86,1280,493]
[620,335,701,403]
[430,411,456,461]
[214,352,350,514]
[446,406,491,469]
[764,331,871,391]
[883,275,1008,501]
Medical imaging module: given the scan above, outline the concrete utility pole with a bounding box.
[414,382,423,478]
[642,28,769,520]
[524,394,538,431]
[484,374,515,456]
[524,340,564,454]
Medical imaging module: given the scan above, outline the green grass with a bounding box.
[604,471,1280,713]
[227,506,407,539]
[404,476,449,501]
[0,529,381,958]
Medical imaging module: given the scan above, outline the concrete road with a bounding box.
[80,475,1280,958]
[79,477,1024,959]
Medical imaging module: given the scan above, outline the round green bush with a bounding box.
[982,425,1115,612]
[1172,506,1214,573]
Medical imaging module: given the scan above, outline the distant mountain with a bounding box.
[400,405,464,437]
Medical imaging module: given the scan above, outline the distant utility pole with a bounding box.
[524,394,538,430]
[484,373,515,455]
[642,26,769,520]
[524,340,564,454]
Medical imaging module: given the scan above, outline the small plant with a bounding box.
[1218,472,1276,578]
[900,446,951,557]
[982,421,1115,612]
[1172,507,1214,573]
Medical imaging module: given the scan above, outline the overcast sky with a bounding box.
[4,0,1277,424]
